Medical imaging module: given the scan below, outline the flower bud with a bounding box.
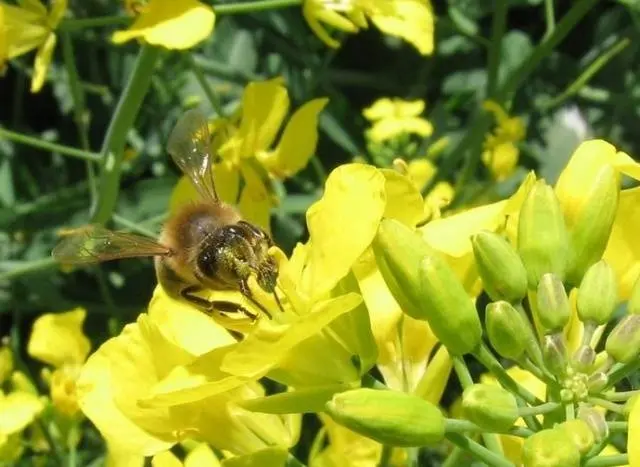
[605,314,640,364]
[536,273,571,332]
[576,261,618,325]
[572,345,595,373]
[461,384,518,432]
[542,333,568,378]
[471,231,527,303]
[325,388,445,447]
[578,406,609,442]
[587,372,608,393]
[522,428,581,467]
[518,180,569,288]
[555,420,595,456]
[485,301,529,361]
[565,165,619,285]
[373,218,432,321]
[418,255,482,355]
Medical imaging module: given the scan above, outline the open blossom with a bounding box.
[170,78,328,234]
[363,98,433,143]
[303,0,434,55]
[0,0,67,92]
[481,100,526,181]
[113,0,215,50]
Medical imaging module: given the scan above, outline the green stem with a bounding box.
[0,127,101,162]
[588,397,625,415]
[583,455,630,467]
[91,45,161,224]
[543,0,556,38]
[497,0,600,101]
[606,421,628,432]
[185,54,226,116]
[453,356,503,456]
[215,0,303,15]
[59,16,130,32]
[486,0,508,97]
[377,445,392,467]
[517,401,561,417]
[474,344,541,406]
[0,257,58,282]
[61,31,97,200]
[445,433,514,467]
[602,390,639,402]
[442,446,465,467]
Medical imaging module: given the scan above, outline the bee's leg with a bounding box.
[237,279,273,319]
[180,285,257,321]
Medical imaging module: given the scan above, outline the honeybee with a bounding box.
[53,109,280,322]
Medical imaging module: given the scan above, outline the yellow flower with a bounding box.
[170,78,328,234]
[27,308,91,417]
[77,289,299,460]
[0,6,7,72]
[303,0,435,55]
[363,98,433,143]
[1,0,67,92]
[481,100,526,181]
[112,0,215,50]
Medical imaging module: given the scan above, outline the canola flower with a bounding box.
[363,98,433,144]
[303,0,434,54]
[113,0,215,50]
[481,100,526,181]
[0,0,67,92]
[171,78,328,233]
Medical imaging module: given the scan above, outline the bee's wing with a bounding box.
[167,109,219,202]
[52,226,172,264]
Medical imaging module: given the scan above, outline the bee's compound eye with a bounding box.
[196,247,217,278]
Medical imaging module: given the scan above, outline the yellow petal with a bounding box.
[238,78,289,155]
[30,31,55,92]
[368,0,435,55]
[76,318,181,456]
[112,0,215,50]
[47,0,67,28]
[380,168,424,227]
[603,186,640,299]
[238,163,274,234]
[27,308,90,367]
[301,3,342,49]
[260,97,329,178]
[184,443,221,467]
[152,451,182,467]
[0,8,7,69]
[18,0,47,16]
[630,396,640,466]
[2,2,48,58]
[362,98,395,120]
[0,391,43,435]
[406,159,436,192]
[305,164,387,297]
[367,116,433,143]
[482,141,519,181]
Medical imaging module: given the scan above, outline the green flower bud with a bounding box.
[485,301,530,361]
[572,345,595,373]
[628,274,640,315]
[566,165,619,286]
[518,180,570,288]
[605,314,640,364]
[418,255,482,355]
[576,260,618,325]
[578,406,609,442]
[555,420,595,456]
[522,428,581,467]
[542,333,568,378]
[461,383,519,432]
[536,273,571,332]
[325,388,445,447]
[471,231,528,303]
[587,372,608,393]
[373,218,433,321]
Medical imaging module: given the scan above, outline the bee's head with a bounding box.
[235,221,279,293]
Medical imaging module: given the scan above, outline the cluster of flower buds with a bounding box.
[323,173,638,466]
